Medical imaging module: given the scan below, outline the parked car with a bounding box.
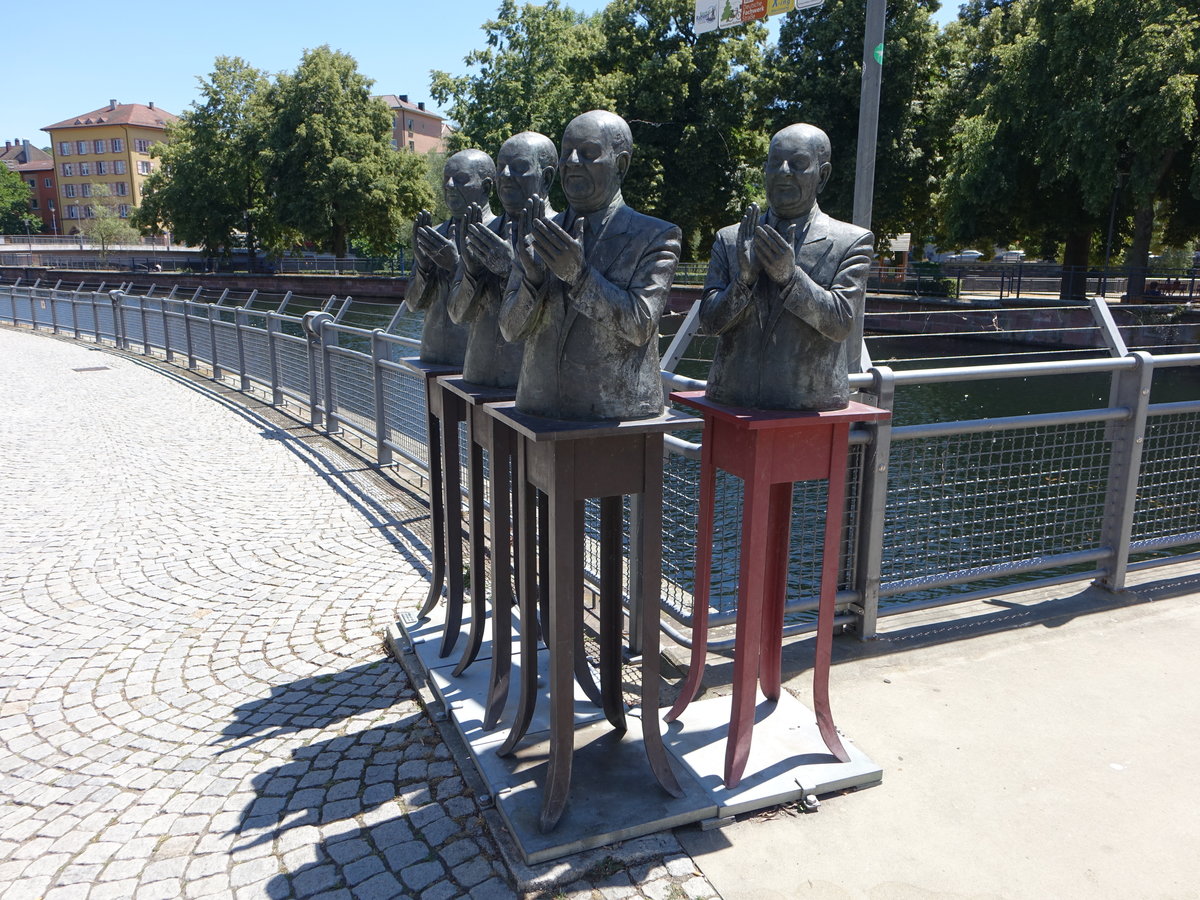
[997,250,1026,262]
[943,249,984,262]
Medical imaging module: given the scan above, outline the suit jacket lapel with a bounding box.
[762,214,831,341]
[556,206,633,364]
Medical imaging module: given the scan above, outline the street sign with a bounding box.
[719,0,743,29]
[766,0,796,13]
[742,0,767,22]
[694,0,719,34]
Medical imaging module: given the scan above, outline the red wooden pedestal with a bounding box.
[666,392,891,789]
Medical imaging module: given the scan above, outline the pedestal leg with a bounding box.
[483,424,514,731]
[541,446,580,833]
[417,407,445,619]
[813,428,850,763]
[438,390,465,658]
[725,463,772,789]
[499,436,540,755]
[572,501,603,708]
[598,495,626,731]
[760,481,794,702]
[453,419,487,677]
[639,436,683,799]
[667,426,718,723]
[537,491,550,644]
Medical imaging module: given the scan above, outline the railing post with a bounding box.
[138,292,151,357]
[301,311,332,427]
[266,312,283,406]
[234,306,250,391]
[208,304,222,382]
[47,284,59,333]
[183,299,196,370]
[276,291,293,315]
[69,285,80,340]
[161,295,173,363]
[88,289,101,343]
[109,290,126,350]
[322,318,340,434]
[1095,351,1154,592]
[370,329,393,465]
[29,284,39,330]
[851,365,896,639]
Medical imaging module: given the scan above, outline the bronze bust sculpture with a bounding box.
[499,110,681,420]
[407,149,496,366]
[448,132,558,388]
[700,123,874,410]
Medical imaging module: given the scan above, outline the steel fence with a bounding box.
[2,278,1197,647]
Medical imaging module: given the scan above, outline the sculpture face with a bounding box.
[764,126,831,219]
[559,114,629,214]
[496,134,556,216]
[443,151,494,218]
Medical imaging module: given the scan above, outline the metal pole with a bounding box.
[371,330,393,465]
[234,307,250,390]
[267,312,283,406]
[850,0,887,374]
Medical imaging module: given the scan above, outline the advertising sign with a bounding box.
[741,0,767,22]
[694,0,719,33]
[718,0,743,29]
[766,0,795,13]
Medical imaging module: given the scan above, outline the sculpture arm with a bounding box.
[448,263,497,325]
[405,264,437,312]
[780,229,874,342]
[697,232,755,336]
[565,224,681,347]
[499,258,550,342]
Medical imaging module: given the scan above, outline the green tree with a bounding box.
[136,57,278,267]
[263,45,433,258]
[80,184,140,260]
[760,0,945,247]
[597,0,769,257]
[0,166,36,234]
[431,1,611,163]
[936,0,1200,300]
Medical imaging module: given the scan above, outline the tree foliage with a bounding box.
[761,0,944,246]
[263,45,433,258]
[79,184,140,260]
[935,0,1200,297]
[431,0,768,258]
[0,166,35,234]
[136,57,277,262]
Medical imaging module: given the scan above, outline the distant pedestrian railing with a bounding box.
[2,277,1197,647]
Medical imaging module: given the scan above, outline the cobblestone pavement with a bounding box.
[0,327,721,900]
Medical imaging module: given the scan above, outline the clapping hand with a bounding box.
[458,204,489,276]
[465,205,514,276]
[411,210,432,271]
[754,222,797,285]
[530,210,586,286]
[415,217,460,273]
[514,195,548,286]
[735,203,760,287]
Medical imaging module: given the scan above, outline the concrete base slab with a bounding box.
[664,690,883,818]
[395,605,882,864]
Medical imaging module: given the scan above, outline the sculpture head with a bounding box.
[443,149,495,218]
[559,110,632,214]
[496,132,558,216]
[764,123,832,219]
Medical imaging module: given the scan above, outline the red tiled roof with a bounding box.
[43,103,179,132]
[374,95,444,120]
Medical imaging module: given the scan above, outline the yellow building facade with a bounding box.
[43,101,177,227]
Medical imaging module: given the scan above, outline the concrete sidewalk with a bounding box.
[3,322,1198,900]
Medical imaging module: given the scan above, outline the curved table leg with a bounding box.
[598,495,627,731]
[639,437,682,798]
[438,393,465,658]
[417,410,445,619]
[814,428,850,763]
[483,425,515,731]
[759,481,793,703]
[454,426,487,677]
[665,429,717,722]
[498,439,539,756]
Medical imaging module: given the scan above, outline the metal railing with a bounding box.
[2,276,1197,648]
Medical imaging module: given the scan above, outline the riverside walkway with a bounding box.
[3,323,1200,899]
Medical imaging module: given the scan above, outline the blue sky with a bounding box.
[3,1,958,148]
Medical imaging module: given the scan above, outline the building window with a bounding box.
[64,184,76,198]
[27,179,36,189]
[58,142,72,156]
[118,204,130,218]
[135,139,151,153]
[76,141,88,155]
[79,162,91,176]
[67,205,78,219]
[95,161,108,175]
[30,198,39,210]
[61,163,74,177]
[81,183,92,198]
[44,177,52,188]
[93,139,106,154]
[113,182,128,196]
[137,160,152,175]
[409,140,415,151]
[111,138,123,152]
[114,160,126,174]
[84,206,95,218]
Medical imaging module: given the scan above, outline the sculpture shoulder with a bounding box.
[811,211,873,251]
[618,206,681,244]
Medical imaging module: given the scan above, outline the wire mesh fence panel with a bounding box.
[213,318,241,378]
[880,420,1112,604]
[276,337,313,404]
[242,327,271,386]
[121,299,145,348]
[139,298,167,352]
[1132,409,1200,545]
[186,309,214,366]
[329,352,377,438]
[163,303,189,353]
[380,366,428,467]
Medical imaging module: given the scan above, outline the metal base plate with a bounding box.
[396,606,882,863]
